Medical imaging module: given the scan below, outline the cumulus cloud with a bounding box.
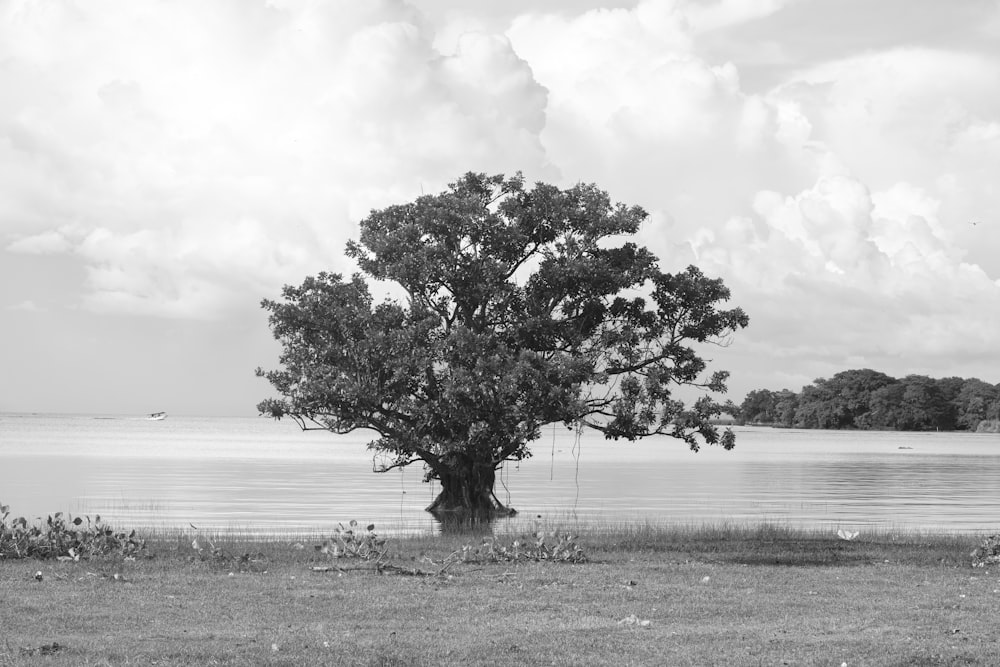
[681,0,793,34]
[1,0,550,318]
[506,0,823,243]
[504,3,999,391]
[768,48,1000,270]
[688,172,1000,391]
[6,229,73,254]
[1,0,998,402]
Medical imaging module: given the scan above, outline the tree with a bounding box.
[738,389,777,424]
[832,368,897,429]
[953,378,1000,431]
[900,375,952,430]
[794,379,846,429]
[791,369,896,429]
[867,382,907,429]
[869,375,949,431]
[256,173,749,523]
[933,376,964,430]
[742,370,1000,432]
[773,390,799,428]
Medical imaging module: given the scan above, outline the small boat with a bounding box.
[148,412,167,421]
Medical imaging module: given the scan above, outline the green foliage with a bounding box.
[738,370,1000,432]
[314,520,389,565]
[737,389,778,424]
[0,503,145,561]
[463,530,587,563]
[190,535,268,572]
[970,535,1000,567]
[955,379,1000,430]
[304,521,583,578]
[257,172,748,516]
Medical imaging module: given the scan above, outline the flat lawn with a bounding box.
[1,525,998,666]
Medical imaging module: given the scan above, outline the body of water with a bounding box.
[1,413,999,535]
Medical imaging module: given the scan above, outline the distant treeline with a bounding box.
[732,369,1000,432]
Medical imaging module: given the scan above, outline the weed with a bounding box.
[970,534,1000,567]
[306,521,585,578]
[190,534,267,572]
[463,529,587,563]
[314,520,390,565]
[0,503,145,561]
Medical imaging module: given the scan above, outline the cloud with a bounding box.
[507,0,820,236]
[767,47,1000,269]
[773,48,1000,180]
[2,0,998,403]
[6,229,72,254]
[687,173,1000,389]
[72,220,318,319]
[504,8,1000,392]
[681,0,793,33]
[1,0,550,318]
[503,1,1000,393]
[8,299,45,312]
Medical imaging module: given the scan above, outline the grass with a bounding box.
[2,521,999,666]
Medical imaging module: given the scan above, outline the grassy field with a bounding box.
[1,521,998,666]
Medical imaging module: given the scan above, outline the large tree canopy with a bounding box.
[257,173,749,522]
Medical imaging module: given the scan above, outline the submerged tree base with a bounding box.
[426,475,517,530]
[428,504,518,532]
[423,464,517,530]
[427,496,517,526]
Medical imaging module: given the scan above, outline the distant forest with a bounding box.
[732,369,1000,432]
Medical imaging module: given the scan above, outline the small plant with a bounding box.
[970,534,1000,567]
[315,520,389,565]
[190,536,225,561]
[0,503,145,561]
[463,530,587,563]
[190,536,267,572]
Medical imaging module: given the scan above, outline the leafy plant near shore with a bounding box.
[314,520,389,565]
[970,534,1000,567]
[190,535,268,572]
[308,522,585,578]
[0,504,145,560]
[463,529,587,563]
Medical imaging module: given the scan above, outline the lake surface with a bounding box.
[2,413,999,535]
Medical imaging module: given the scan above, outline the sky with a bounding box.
[1,0,999,417]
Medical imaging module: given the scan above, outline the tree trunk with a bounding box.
[426,458,516,528]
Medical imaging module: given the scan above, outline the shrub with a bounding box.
[315,520,389,565]
[971,534,1000,567]
[0,504,145,561]
[190,536,267,572]
[463,530,587,563]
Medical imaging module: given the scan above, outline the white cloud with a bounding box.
[681,0,793,34]
[688,172,1000,389]
[1,0,551,318]
[6,229,72,254]
[8,299,45,312]
[2,0,999,408]
[767,47,1000,274]
[507,0,823,237]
